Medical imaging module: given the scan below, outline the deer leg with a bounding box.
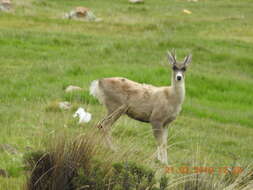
[151,121,168,164]
[96,104,128,151]
[103,127,117,151]
[161,127,168,164]
[98,114,118,151]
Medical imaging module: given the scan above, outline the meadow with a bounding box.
[0,0,253,189]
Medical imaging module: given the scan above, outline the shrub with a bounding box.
[24,132,252,190]
[24,133,168,190]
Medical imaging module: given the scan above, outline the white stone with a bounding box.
[59,101,71,110]
[129,0,144,3]
[65,85,83,93]
[73,108,92,124]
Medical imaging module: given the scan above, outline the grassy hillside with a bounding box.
[0,0,252,189]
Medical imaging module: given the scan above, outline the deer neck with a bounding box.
[171,78,185,104]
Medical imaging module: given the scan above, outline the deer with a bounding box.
[89,51,192,164]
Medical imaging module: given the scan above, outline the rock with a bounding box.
[58,101,71,110]
[0,169,8,177]
[64,7,99,22]
[129,0,144,3]
[65,85,83,93]
[85,10,97,21]
[183,9,192,14]
[1,0,11,6]
[0,0,11,11]
[0,144,19,155]
[75,6,90,17]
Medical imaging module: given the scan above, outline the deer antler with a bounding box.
[168,49,177,64]
[183,53,192,66]
[171,49,176,60]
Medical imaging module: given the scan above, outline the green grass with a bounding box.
[0,0,253,188]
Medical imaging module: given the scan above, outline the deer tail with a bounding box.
[89,80,104,103]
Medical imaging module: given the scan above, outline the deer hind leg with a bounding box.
[96,104,128,151]
[151,121,168,164]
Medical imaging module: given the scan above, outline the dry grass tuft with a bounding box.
[25,132,102,190]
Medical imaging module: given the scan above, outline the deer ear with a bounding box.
[167,51,176,65]
[183,54,192,66]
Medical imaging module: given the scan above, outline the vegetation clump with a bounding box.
[24,134,168,190]
[24,134,253,190]
[73,161,161,190]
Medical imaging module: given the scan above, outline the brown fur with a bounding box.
[98,77,183,126]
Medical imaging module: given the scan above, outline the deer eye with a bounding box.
[173,66,178,71]
[181,67,186,72]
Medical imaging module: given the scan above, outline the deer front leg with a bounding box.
[151,121,168,165]
[96,104,128,151]
[101,127,117,151]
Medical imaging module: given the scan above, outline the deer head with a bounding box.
[168,50,192,82]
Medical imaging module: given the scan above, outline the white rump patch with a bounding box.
[89,80,99,97]
[89,80,104,103]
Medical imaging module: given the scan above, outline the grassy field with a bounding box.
[0,0,253,189]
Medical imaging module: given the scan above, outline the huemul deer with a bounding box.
[90,51,192,164]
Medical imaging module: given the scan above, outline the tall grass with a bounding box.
[24,131,253,190]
